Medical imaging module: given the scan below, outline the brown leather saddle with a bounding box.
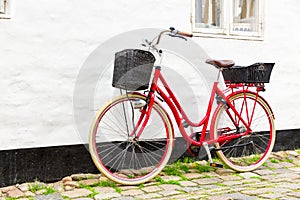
[206,58,235,69]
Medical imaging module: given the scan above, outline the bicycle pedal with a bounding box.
[210,163,223,168]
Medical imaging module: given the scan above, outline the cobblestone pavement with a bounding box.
[1,150,300,200]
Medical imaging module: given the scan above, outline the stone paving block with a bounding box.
[286,150,299,157]
[110,197,134,200]
[287,191,300,198]
[120,189,144,196]
[268,178,290,183]
[208,193,256,200]
[61,188,92,199]
[192,177,222,185]
[276,172,300,180]
[79,179,99,186]
[280,197,300,200]
[222,180,244,187]
[0,186,16,193]
[258,193,284,199]
[184,172,204,179]
[15,198,30,200]
[94,192,121,200]
[179,180,198,187]
[53,182,64,193]
[159,175,182,182]
[179,186,200,193]
[6,187,24,198]
[241,177,262,184]
[143,182,157,187]
[280,162,296,168]
[94,186,116,193]
[34,193,64,200]
[290,167,300,173]
[17,183,30,192]
[71,173,101,181]
[192,189,207,195]
[63,181,80,188]
[267,162,284,169]
[215,168,236,176]
[141,185,163,193]
[241,187,292,196]
[201,184,222,190]
[35,189,46,195]
[273,168,293,174]
[134,192,162,199]
[278,183,300,190]
[254,169,275,176]
[168,193,207,200]
[202,172,220,178]
[24,191,35,197]
[73,198,94,200]
[239,172,258,179]
[220,175,243,181]
[158,184,182,190]
[118,185,139,191]
[159,189,182,197]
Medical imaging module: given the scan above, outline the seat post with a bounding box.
[217,68,223,81]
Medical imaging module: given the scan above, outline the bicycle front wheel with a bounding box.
[89,93,174,185]
[212,92,276,172]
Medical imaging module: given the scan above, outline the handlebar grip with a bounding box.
[178,31,193,38]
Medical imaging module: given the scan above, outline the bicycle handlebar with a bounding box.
[153,27,193,46]
[170,27,193,38]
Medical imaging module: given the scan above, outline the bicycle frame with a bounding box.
[133,66,256,147]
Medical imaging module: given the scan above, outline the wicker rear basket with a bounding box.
[112,49,156,90]
[222,63,275,83]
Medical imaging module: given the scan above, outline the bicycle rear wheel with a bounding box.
[212,92,275,172]
[89,93,174,185]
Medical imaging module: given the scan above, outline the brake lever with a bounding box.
[167,33,187,41]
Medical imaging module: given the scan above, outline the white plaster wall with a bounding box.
[0,0,299,150]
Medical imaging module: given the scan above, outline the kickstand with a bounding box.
[202,142,223,168]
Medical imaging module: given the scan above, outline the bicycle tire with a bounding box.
[89,93,174,185]
[212,92,275,172]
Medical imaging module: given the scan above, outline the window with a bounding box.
[191,0,263,40]
[0,0,11,19]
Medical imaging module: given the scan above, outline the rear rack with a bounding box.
[225,82,266,92]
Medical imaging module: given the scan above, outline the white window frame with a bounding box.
[0,0,12,19]
[191,0,264,40]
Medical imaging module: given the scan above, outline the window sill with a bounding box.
[0,14,11,19]
[192,31,264,41]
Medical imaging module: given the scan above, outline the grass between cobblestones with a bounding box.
[78,180,122,193]
[1,150,300,199]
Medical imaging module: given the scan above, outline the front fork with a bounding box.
[129,92,155,139]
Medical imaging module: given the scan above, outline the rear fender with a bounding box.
[226,90,275,119]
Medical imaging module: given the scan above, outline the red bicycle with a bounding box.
[89,28,276,185]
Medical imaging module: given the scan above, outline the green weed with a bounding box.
[270,158,279,163]
[155,176,181,185]
[195,163,210,173]
[250,176,264,181]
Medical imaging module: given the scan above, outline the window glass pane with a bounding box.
[232,0,259,32]
[0,0,5,14]
[195,0,222,29]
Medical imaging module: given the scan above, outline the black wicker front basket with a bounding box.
[112,49,156,90]
[222,63,275,83]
